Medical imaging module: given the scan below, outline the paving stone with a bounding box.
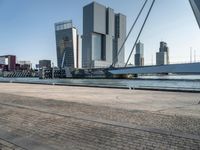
[0,93,200,149]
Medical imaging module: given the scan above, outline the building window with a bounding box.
[92,33,102,60]
[115,15,120,38]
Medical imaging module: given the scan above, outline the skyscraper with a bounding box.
[82,2,126,68]
[189,0,200,28]
[55,20,80,69]
[135,41,144,66]
[156,41,169,65]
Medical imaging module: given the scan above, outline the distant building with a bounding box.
[35,64,39,69]
[0,57,5,65]
[189,0,200,28]
[55,20,80,69]
[39,60,51,69]
[156,42,169,65]
[17,61,32,70]
[82,2,126,68]
[135,41,144,66]
[0,55,16,71]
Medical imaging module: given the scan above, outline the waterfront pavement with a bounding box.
[0,83,200,149]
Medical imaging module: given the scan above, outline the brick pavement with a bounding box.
[0,93,200,137]
[0,138,25,150]
[0,93,200,149]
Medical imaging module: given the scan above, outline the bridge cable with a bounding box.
[112,0,148,67]
[125,0,156,67]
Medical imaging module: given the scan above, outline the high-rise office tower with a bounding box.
[135,41,144,66]
[55,20,80,69]
[156,41,169,65]
[82,2,126,68]
[190,0,200,28]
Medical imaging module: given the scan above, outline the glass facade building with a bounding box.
[156,42,169,65]
[55,20,80,69]
[82,2,126,68]
[135,41,144,66]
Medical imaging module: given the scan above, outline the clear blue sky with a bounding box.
[0,0,200,67]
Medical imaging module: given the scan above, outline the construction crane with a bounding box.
[111,0,200,68]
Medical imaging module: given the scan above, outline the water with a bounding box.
[139,75,200,80]
[0,75,200,91]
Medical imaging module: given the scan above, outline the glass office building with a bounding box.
[55,20,80,68]
[82,2,126,68]
[156,42,169,65]
[135,41,144,66]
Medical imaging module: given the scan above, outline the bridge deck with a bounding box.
[109,62,200,74]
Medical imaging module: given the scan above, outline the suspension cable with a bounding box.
[125,0,156,67]
[112,0,148,67]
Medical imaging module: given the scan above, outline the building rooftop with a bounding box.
[55,20,74,31]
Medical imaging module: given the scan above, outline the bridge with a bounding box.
[108,0,200,76]
[109,62,200,75]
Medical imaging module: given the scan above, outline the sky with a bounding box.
[0,0,200,67]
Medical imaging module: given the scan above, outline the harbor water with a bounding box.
[0,75,200,92]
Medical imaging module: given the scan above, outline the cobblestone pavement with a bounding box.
[0,93,200,149]
[0,138,25,150]
[1,93,200,137]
